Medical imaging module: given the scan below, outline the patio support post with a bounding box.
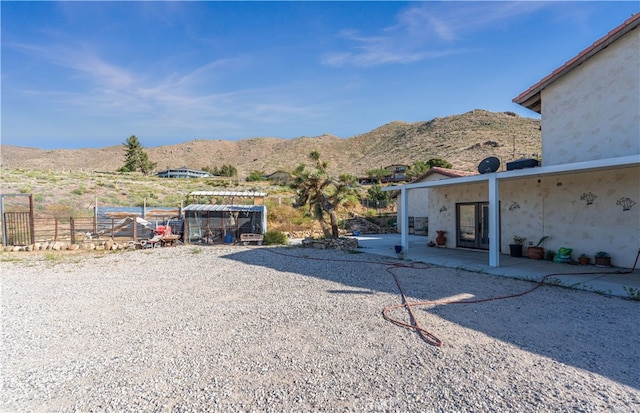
[488,173,500,267]
[400,187,409,252]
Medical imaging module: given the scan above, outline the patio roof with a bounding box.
[385,155,639,191]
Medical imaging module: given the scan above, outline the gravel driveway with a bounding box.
[1,246,639,412]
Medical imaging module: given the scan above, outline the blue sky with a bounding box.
[2,1,638,149]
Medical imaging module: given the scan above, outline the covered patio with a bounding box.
[352,233,640,299]
[385,155,639,268]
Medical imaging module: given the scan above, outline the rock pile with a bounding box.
[301,237,359,250]
[3,240,136,252]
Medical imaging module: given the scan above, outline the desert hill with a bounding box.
[1,109,541,176]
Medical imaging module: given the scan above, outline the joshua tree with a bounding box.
[291,150,358,238]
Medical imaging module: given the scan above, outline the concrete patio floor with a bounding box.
[352,234,640,299]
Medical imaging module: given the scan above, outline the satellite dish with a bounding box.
[478,157,500,174]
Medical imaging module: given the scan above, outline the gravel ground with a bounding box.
[1,245,639,412]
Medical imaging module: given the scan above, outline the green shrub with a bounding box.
[246,170,266,181]
[71,185,87,196]
[263,230,289,245]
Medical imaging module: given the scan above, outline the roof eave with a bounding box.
[513,13,640,114]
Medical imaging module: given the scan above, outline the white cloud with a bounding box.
[322,2,549,68]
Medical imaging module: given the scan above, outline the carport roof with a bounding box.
[189,191,267,197]
[183,204,265,212]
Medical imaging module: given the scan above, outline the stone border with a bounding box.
[300,237,359,250]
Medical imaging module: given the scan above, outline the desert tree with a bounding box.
[246,170,267,182]
[366,183,390,205]
[118,135,156,175]
[202,164,238,177]
[407,158,453,179]
[218,164,238,177]
[291,150,358,238]
[366,167,390,183]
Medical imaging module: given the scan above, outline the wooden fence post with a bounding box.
[93,206,97,235]
[184,216,189,245]
[70,217,76,245]
[132,216,137,242]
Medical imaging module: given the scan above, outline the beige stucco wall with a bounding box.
[406,188,429,218]
[398,173,459,230]
[541,28,640,165]
[427,182,488,247]
[427,166,639,268]
[538,166,639,269]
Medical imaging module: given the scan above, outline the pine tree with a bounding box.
[118,135,156,175]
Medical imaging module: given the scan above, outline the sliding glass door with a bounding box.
[456,202,493,249]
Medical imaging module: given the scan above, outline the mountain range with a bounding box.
[1,109,541,177]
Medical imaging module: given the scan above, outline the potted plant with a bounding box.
[578,253,590,265]
[526,236,549,260]
[545,249,556,261]
[594,251,611,267]
[509,236,525,257]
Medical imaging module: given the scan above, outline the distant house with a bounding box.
[267,170,292,185]
[358,164,410,184]
[156,167,210,179]
[384,164,409,182]
[386,14,639,268]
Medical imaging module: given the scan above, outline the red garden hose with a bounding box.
[267,248,640,347]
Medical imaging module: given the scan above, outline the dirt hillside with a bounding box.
[1,109,540,176]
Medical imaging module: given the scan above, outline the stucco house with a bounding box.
[396,167,476,235]
[386,14,639,269]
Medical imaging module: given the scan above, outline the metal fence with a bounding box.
[4,212,34,245]
[17,215,180,246]
[1,200,183,246]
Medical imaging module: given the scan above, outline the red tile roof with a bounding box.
[513,13,640,114]
[411,167,476,183]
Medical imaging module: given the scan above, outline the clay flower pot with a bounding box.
[435,230,447,246]
[527,246,544,260]
[594,256,611,267]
